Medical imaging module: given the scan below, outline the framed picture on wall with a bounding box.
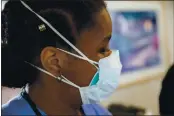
[106,1,169,87]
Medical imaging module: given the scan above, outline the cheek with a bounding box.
[78,61,97,86]
[62,57,97,87]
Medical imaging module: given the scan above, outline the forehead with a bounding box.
[85,8,112,42]
[95,8,112,35]
[78,8,112,44]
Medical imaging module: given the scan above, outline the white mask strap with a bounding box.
[20,1,92,63]
[24,61,80,89]
[57,48,99,69]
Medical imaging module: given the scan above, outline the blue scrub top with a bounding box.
[2,94,112,115]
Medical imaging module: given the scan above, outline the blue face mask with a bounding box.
[79,50,122,104]
[89,72,99,86]
[21,0,122,104]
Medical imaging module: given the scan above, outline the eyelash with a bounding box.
[99,48,109,54]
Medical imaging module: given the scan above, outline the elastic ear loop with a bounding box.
[24,61,80,89]
[57,48,99,69]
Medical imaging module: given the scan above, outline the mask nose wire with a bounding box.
[20,0,97,67]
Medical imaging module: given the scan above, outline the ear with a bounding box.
[40,47,61,76]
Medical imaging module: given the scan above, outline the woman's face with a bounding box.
[61,8,112,87]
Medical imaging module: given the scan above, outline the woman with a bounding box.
[2,0,122,115]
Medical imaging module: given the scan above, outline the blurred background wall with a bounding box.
[166,1,174,64]
[101,1,173,115]
[1,1,173,115]
[101,76,162,114]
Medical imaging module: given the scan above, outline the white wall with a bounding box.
[165,1,174,64]
[1,1,7,10]
[2,87,21,104]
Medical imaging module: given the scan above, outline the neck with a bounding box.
[27,79,82,115]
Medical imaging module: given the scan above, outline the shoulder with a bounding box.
[2,95,34,115]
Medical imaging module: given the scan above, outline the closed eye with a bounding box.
[104,34,111,42]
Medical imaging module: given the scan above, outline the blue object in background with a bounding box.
[109,11,161,73]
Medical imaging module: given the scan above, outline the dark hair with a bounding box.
[108,104,145,115]
[1,0,106,88]
[159,64,174,115]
